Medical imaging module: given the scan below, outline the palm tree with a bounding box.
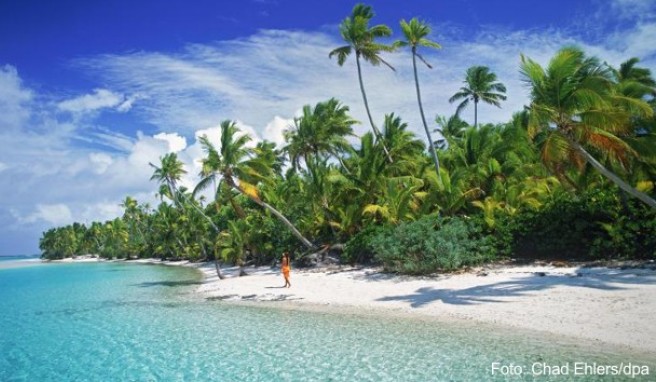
[284,98,357,172]
[329,3,395,163]
[449,66,507,128]
[198,120,315,249]
[150,153,225,277]
[395,17,442,178]
[611,57,656,99]
[521,47,656,209]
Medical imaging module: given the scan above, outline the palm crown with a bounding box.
[449,65,507,128]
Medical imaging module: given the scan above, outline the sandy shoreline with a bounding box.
[50,256,656,354]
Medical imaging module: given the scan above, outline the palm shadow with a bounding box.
[133,280,204,287]
[377,267,656,308]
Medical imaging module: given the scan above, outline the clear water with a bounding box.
[0,262,653,381]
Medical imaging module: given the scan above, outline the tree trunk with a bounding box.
[474,100,478,129]
[570,138,656,209]
[169,180,226,277]
[232,183,315,249]
[412,48,442,182]
[356,53,394,164]
[213,258,225,280]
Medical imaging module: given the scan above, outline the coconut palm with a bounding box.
[449,66,507,128]
[329,3,395,163]
[284,98,357,172]
[198,120,315,249]
[150,153,225,277]
[394,17,442,178]
[521,47,656,208]
[611,57,656,99]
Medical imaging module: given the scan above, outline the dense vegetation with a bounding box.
[40,4,656,275]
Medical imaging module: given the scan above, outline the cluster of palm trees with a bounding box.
[40,4,656,273]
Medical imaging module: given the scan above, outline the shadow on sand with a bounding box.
[132,280,204,288]
[376,268,656,308]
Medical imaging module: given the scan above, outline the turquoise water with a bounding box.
[1,261,654,381]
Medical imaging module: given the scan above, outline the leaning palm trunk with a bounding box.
[411,47,441,181]
[232,183,314,249]
[356,54,393,164]
[568,138,656,209]
[168,179,226,277]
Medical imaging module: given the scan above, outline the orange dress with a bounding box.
[282,258,290,278]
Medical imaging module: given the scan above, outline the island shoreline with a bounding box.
[49,256,656,356]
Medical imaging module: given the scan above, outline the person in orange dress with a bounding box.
[281,252,291,288]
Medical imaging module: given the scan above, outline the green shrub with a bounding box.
[371,215,497,274]
[504,189,656,260]
[342,225,392,265]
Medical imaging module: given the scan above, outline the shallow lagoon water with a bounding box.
[0,261,653,381]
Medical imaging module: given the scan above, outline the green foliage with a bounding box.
[372,216,497,274]
[342,224,392,265]
[38,43,656,273]
[502,189,656,260]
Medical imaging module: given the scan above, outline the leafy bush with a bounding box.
[503,189,656,260]
[342,225,392,265]
[371,215,497,274]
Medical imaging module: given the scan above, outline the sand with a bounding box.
[194,262,656,354]
[51,257,656,354]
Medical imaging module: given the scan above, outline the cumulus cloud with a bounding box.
[153,132,187,152]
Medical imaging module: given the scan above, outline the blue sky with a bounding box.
[1,0,655,255]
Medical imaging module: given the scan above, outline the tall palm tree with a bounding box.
[521,47,656,209]
[395,17,442,178]
[329,3,395,163]
[198,120,315,249]
[150,153,225,277]
[449,66,507,128]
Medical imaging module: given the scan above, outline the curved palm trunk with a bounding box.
[232,182,314,249]
[569,138,656,209]
[411,48,441,182]
[168,179,226,277]
[356,53,394,164]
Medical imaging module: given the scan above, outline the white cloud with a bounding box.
[89,153,113,174]
[610,0,656,21]
[17,204,74,226]
[154,132,187,152]
[58,88,136,114]
[0,65,32,131]
[263,116,293,147]
[77,24,656,143]
[0,162,8,173]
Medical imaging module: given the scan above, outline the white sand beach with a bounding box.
[192,262,656,354]
[52,257,656,354]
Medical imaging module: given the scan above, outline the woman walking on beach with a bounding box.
[281,252,291,288]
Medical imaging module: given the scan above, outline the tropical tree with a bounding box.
[449,66,507,128]
[150,153,225,277]
[329,3,395,163]
[611,57,656,99]
[198,120,315,249]
[284,98,357,173]
[395,17,442,178]
[520,47,656,208]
